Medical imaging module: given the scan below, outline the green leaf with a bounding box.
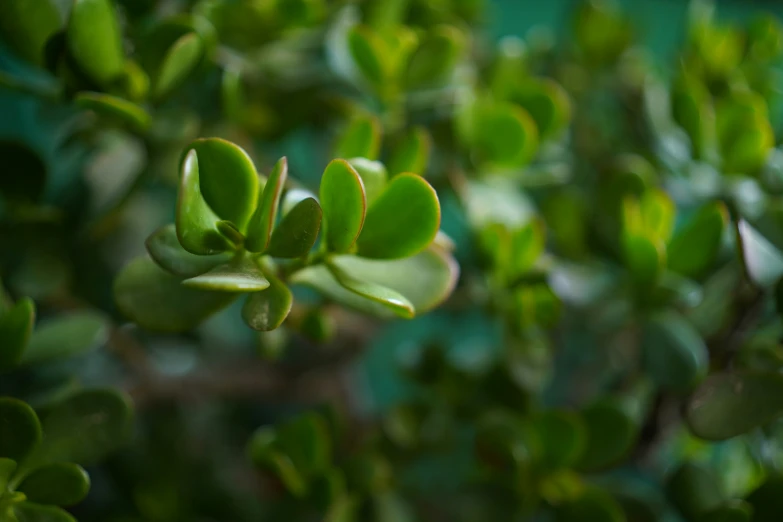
[74,92,151,131]
[0,141,46,204]
[114,256,238,333]
[347,158,387,206]
[737,220,783,287]
[241,269,293,331]
[13,503,77,522]
[509,220,545,277]
[335,115,382,161]
[0,458,16,491]
[185,138,260,232]
[0,298,35,372]
[17,463,90,506]
[642,310,708,393]
[247,427,307,496]
[406,25,465,88]
[326,260,414,319]
[357,174,440,259]
[623,232,665,287]
[534,411,587,470]
[320,159,367,253]
[154,32,203,99]
[510,78,572,140]
[292,247,458,317]
[348,26,386,87]
[672,76,715,159]
[698,501,753,522]
[146,224,232,278]
[686,372,783,440]
[668,202,728,279]
[666,462,725,521]
[221,65,244,122]
[276,413,332,479]
[474,102,539,169]
[0,397,41,462]
[0,0,61,65]
[746,475,783,522]
[388,126,432,177]
[20,311,108,366]
[246,157,288,253]
[29,389,132,466]
[556,487,625,522]
[67,0,125,85]
[267,198,322,258]
[182,256,270,292]
[175,149,233,255]
[577,401,638,471]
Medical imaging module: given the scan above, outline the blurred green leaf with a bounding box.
[698,501,752,522]
[146,224,232,278]
[623,232,665,287]
[0,397,41,462]
[668,202,728,279]
[666,462,725,521]
[555,486,625,522]
[577,401,638,471]
[246,157,288,252]
[154,32,203,99]
[182,256,270,292]
[468,101,539,168]
[348,26,387,88]
[20,311,108,366]
[267,197,322,258]
[388,126,432,177]
[335,115,382,161]
[406,25,466,88]
[0,141,47,204]
[326,260,414,319]
[241,268,292,331]
[0,297,35,372]
[348,158,387,206]
[0,458,16,491]
[320,159,367,253]
[511,78,572,140]
[737,220,783,287]
[0,0,61,65]
[746,474,783,522]
[534,411,587,470]
[13,503,76,522]
[74,92,152,131]
[67,0,125,85]
[642,310,708,392]
[17,463,90,506]
[672,75,714,159]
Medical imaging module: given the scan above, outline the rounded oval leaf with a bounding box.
[246,157,288,253]
[17,463,90,506]
[0,397,41,462]
[75,92,151,131]
[154,32,204,99]
[320,159,367,253]
[334,115,382,161]
[347,158,387,206]
[471,102,539,168]
[146,224,232,278]
[348,26,386,88]
[241,270,293,332]
[666,462,725,521]
[577,401,638,471]
[388,126,432,177]
[511,78,572,140]
[534,411,587,470]
[668,202,728,279]
[326,261,414,319]
[356,174,440,259]
[182,256,270,292]
[267,198,323,258]
[0,297,35,372]
[406,25,466,88]
[642,311,708,393]
[0,0,61,65]
[67,0,125,85]
[21,311,109,366]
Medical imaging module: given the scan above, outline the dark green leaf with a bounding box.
[0,397,41,462]
[320,159,367,253]
[746,474,783,522]
[0,458,16,491]
[276,413,332,479]
[67,0,125,85]
[737,220,783,287]
[0,141,46,204]
[246,157,288,253]
[0,0,61,65]
[668,202,728,279]
[388,126,432,177]
[672,76,714,159]
[267,198,322,258]
[185,138,260,232]
[335,115,382,161]
[406,25,465,88]
[241,268,293,331]
[534,411,586,470]
[154,32,203,99]
[577,401,638,471]
[698,501,753,522]
[74,92,151,131]
[0,297,35,372]
[13,503,77,522]
[510,78,572,140]
[347,158,387,206]
[17,463,90,506]
[247,428,307,496]
[686,371,783,440]
[357,173,440,259]
[175,149,233,255]
[666,462,725,521]
[326,260,414,319]
[114,256,237,333]
[146,224,232,278]
[348,26,386,87]
[182,256,270,292]
[556,487,625,522]
[642,310,708,393]
[20,311,108,366]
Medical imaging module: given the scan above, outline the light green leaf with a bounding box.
[74,92,151,132]
[0,298,35,372]
[357,173,440,259]
[0,458,16,491]
[114,256,238,333]
[20,311,108,366]
[0,0,61,65]
[668,202,728,279]
[335,115,382,161]
[182,256,270,292]
[348,26,386,88]
[509,220,545,277]
[0,397,41,462]
[642,311,708,393]
[666,462,725,521]
[185,138,260,232]
[472,102,539,168]
[67,0,125,85]
[154,32,204,99]
[320,159,367,253]
[241,269,293,331]
[510,78,572,140]
[17,463,90,506]
[623,232,665,287]
[246,157,288,252]
[13,503,77,522]
[146,224,232,278]
[347,158,387,206]
[267,198,322,258]
[737,220,783,287]
[406,25,466,88]
[388,126,432,177]
[175,149,233,255]
[686,372,783,440]
[577,401,638,471]
[326,260,414,319]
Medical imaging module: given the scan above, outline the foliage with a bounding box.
[3,0,783,521]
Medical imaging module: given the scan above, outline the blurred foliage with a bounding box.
[4,0,783,521]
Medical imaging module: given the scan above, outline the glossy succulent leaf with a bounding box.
[388,126,432,176]
[74,92,152,131]
[347,158,387,206]
[686,371,783,440]
[246,157,288,253]
[406,25,466,88]
[326,261,414,319]
[642,311,708,392]
[17,463,90,506]
[241,269,293,331]
[154,32,204,99]
[577,401,638,471]
[0,397,41,462]
[356,173,440,259]
[176,150,233,255]
[667,202,728,278]
[0,297,35,372]
[185,138,260,232]
[334,115,382,161]
[267,197,322,258]
[737,220,783,287]
[67,0,125,85]
[0,0,61,66]
[13,503,77,522]
[292,247,458,318]
[534,411,587,469]
[114,256,238,332]
[146,224,233,278]
[182,256,270,292]
[320,159,367,253]
[666,462,725,521]
[20,311,109,366]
